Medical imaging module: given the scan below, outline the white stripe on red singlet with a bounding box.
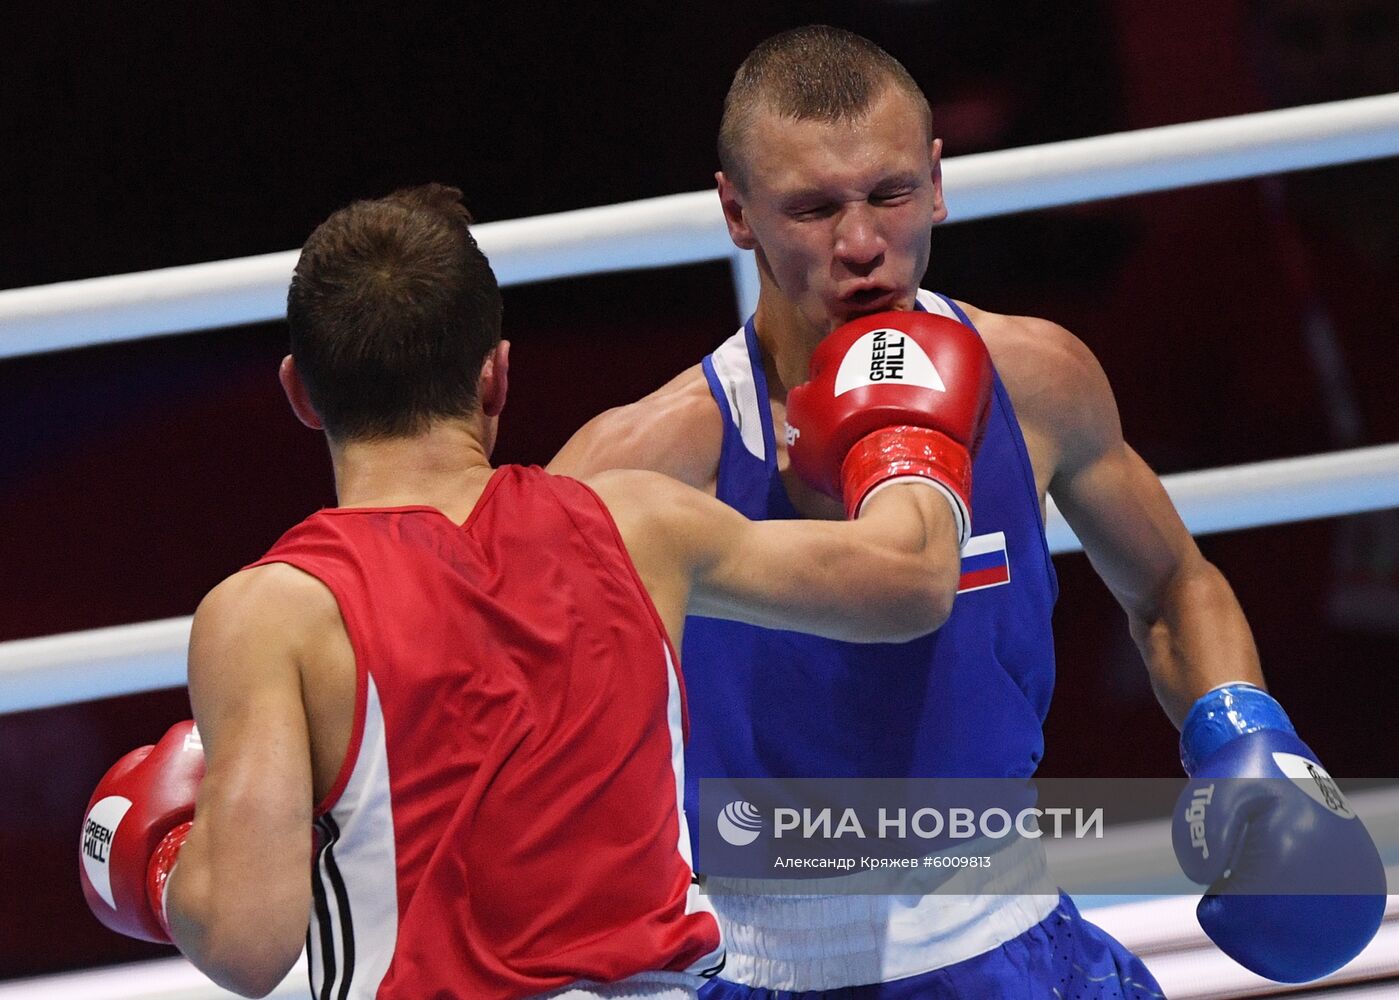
[309,675,400,1000]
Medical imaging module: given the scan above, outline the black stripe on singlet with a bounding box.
[304,927,316,995]
[311,815,339,1000]
[698,952,727,979]
[321,813,357,1000]
[691,874,726,978]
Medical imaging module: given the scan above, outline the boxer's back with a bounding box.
[249,464,722,1000]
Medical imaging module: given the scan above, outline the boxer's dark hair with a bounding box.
[287,183,503,441]
[718,25,933,189]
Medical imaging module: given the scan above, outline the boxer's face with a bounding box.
[718,85,945,341]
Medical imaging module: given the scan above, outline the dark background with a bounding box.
[3,0,1396,979]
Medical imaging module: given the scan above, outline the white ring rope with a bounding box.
[2,444,1395,716]
[1043,443,1399,554]
[1,92,1397,359]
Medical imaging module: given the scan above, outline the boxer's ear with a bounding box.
[279,356,323,430]
[479,340,509,418]
[717,171,758,251]
[930,138,947,225]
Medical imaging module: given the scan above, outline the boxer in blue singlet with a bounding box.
[552,24,1383,997]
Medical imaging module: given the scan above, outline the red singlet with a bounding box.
[248,465,723,1000]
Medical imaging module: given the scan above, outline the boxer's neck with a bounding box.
[753,298,825,402]
[329,418,495,521]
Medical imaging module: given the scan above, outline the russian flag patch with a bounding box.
[958,531,1010,594]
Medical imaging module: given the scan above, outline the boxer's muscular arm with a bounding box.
[548,366,724,490]
[593,470,960,646]
[989,312,1264,728]
[167,565,318,997]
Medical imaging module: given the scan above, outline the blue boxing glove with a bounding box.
[1172,683,1387,982]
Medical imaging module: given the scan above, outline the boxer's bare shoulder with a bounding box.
[954,300,1120,499]
[549,363,724,491]
[190,564,353,805]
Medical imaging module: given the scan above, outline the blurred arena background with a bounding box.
[2,0,1396,985]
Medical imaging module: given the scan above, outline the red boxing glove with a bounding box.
[786,311,993,544]
[79,720,204,944]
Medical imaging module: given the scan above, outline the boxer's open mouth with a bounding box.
[840,287,896,312]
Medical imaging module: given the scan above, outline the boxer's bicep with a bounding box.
[173,567,315,995]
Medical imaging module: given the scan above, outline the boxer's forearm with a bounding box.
[165,834,306,999]
[1129,560,1265,729]
[695,503,960,643]
[164,861,247,997]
